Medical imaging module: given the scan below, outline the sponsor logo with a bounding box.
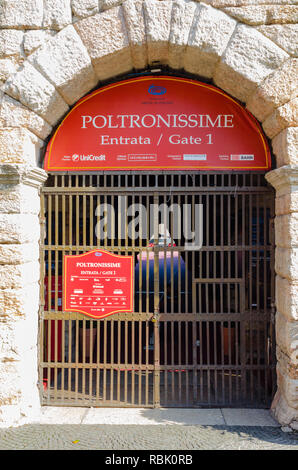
[95,252,103,257]
[148,84,167,96]
[230,154,254,161]
[72,153,106,162]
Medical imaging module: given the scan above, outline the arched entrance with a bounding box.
[39,75,276,408]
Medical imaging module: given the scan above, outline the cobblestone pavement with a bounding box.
[0,424,297,450]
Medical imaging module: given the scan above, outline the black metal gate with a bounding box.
[39,172,276,407]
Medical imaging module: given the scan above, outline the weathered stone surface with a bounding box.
[74,7,133,80]
[272,127,298,167]
[271,387,298,426]
[3,62,69,126]
[275,191,298,218]
[0,362,21,405]
[0,30,24,57]
[0,214,40,244]
[246,58,298,122]
[168,0,197,70]
[23,30,56,56]
[0,261,40,289]
[71,0,99,19]
[276,276,298,321]
[0,127,42,166]
[184,3,236,78]
[0,0,43,29]
[122,0,147,69]
[0,58,18,84]
[28,25,97,105]
[0,185,40,215]
[257,24,298,57]
[0,163,47,189]
[276,312,298,365]
[275,212,298,248]
[99,0,123,11]
[0,94,52,140]
[0,285,39,320]
[276,361,298,411]
[213,24,289,103]
[275,246,298,281]
[204,0,298,5]
[143,0,172,65]
[0,345,40,422]
[221,5,298,26]
[43,0,72,30]
[262,97,298,139]
[0,243,39,265]
[266,166,298,199]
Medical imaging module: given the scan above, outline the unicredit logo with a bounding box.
[148,84,167,96]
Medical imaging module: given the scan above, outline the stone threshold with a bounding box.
[38,407,280,427]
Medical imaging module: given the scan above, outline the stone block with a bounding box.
[276,311,298,363]
[272,127,298,167]
[168,0,197,70]
[184,3,236,78]
[29,25,97,105]
[72,0,99,19]
[262,97,298,139]
[275,190,298,217]
[0,362,21,405]
[74,7,133,80]
[0,214,40,244]
[246,58,298,122]
[0,30,24,57]
[0,243,39,265]
[0,58,18,83]
[276,362,298,411]
[214,24,289,103]
[275,212,298,248]
[143,0,172,65]
[99,0,123,11]
[0,0,43,29]
[0,94,52,140]
[0,184,40,215]
[0,284,40,320]
[3,62,69,126]
[0,317,38,361]
[0,261,40,289]
[221,5,298,26]
[23,30,56,56]
[0,127,42,166]
[257,24,298,57]
[276,276,298,321]
[43,0,72,30]
[271,388,298,426]
[275,246,298,281]
[0,260,40,290]
[122,0,147,69]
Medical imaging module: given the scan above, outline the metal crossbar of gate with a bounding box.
[39,172,276,408]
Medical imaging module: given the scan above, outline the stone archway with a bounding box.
[0,0,297,428]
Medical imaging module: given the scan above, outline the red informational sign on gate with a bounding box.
[63,250,134,319]
[44,76,271,172]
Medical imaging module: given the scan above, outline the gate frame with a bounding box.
[39,170,276,409]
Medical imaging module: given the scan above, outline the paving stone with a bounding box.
[0,423,297,450]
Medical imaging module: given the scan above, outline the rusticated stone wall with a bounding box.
[0,0,297,428]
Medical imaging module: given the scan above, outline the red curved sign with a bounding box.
[44,76,271,171]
